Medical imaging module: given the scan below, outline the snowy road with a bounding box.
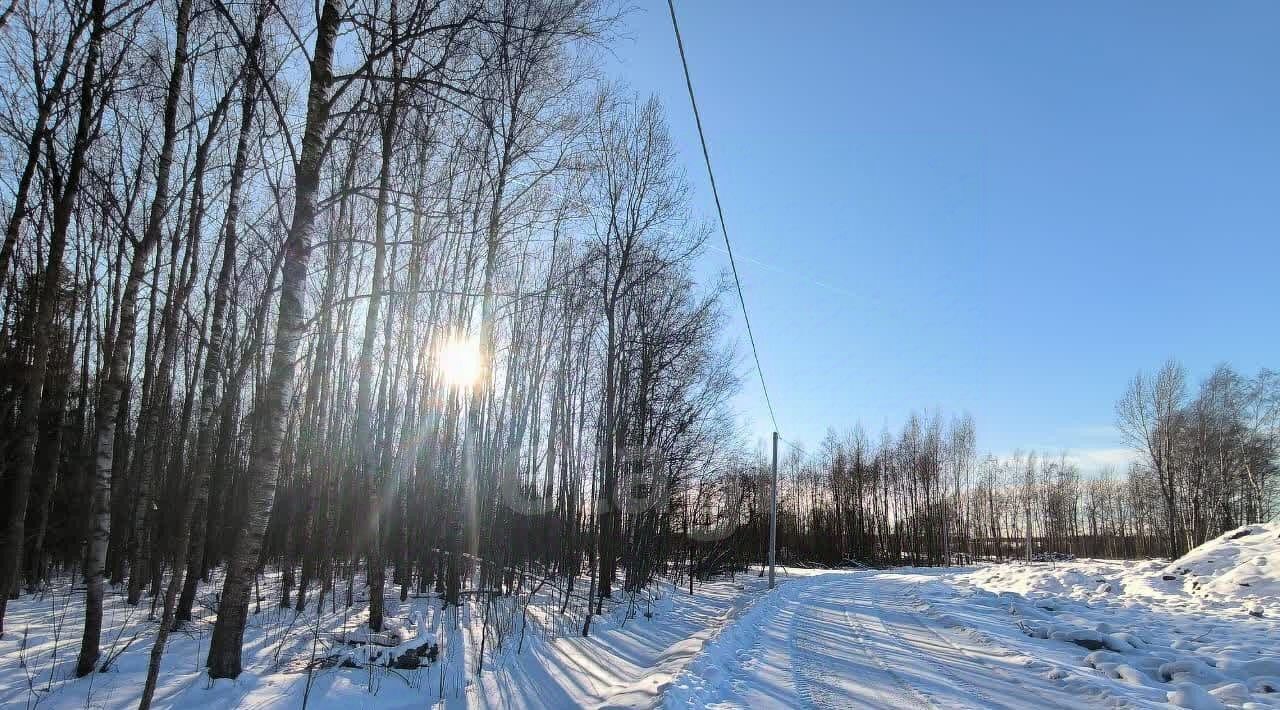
[663,568,1222,709]
[4,529,1276,709]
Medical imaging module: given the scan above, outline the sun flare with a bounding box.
[436,334,484,388]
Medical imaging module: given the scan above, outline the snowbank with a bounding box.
[1158,523,1280,609]
[957,524,1280,710]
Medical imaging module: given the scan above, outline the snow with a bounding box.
[662,525,1280,709]
[949,523,1280,709]
[663,569,1123,709]
[1169,682,1228,710]
[3,525,1278,708]
[0,570,769,709]
[1159,524,1280,606]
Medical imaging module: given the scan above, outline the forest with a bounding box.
[0,0,743,700]
[0,0,1276,704]
[734,363,1278,568]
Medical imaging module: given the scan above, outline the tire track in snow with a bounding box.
[904,582,1033,683]
[788,575,941,710]
[787,578,852,709]
[786,606,822,708]
[869,579,1010,710]
[838,583,934,710]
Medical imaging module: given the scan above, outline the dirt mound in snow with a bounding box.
[1158,523,1280,610]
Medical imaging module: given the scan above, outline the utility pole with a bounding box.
[768,431,778,589]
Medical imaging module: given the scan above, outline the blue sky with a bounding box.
[605,1,1280,468]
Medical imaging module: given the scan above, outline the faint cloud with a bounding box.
[1046,424,1135,475]
[1062,447,1135,473]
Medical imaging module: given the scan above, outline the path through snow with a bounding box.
[664,560,1279,709]
[664,570,1107,709]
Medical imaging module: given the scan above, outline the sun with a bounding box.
[436,334,484,388]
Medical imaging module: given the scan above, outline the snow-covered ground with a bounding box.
[666,523,1280,709]
[0,569,768,709]
[3,524,1277,708]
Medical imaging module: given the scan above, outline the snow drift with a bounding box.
[960,523,1280,709]
[1158,522,1280,612]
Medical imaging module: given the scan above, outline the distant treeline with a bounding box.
[714,363,1277,567]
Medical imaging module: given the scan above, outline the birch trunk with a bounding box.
[205,0,341,679]
[0,0,103,641]
[78,0,192,671]
[355,37,401,632]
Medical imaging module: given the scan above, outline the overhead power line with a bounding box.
[665,0,778,434]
